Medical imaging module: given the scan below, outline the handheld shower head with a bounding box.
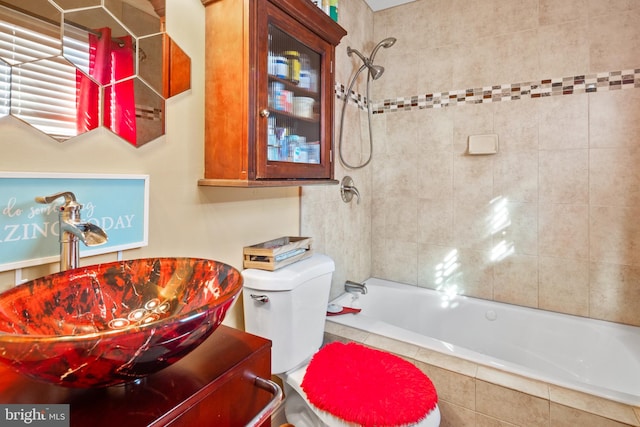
[370,37,397,62]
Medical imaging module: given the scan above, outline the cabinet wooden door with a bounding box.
[199,0,346,187]
[255,1,333,180]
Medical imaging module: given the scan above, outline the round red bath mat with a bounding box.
[301,342,438,427]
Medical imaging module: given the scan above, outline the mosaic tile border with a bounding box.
[335,69,640,114]
[335,83,370,109]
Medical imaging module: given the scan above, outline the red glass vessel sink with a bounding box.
[0,258,243,388]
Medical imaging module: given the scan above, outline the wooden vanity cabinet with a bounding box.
[199,0,347,187]
[0,326,274,427]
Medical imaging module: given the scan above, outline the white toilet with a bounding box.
[242,254,440,427]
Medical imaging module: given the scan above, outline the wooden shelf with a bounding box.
[198,178,339,187]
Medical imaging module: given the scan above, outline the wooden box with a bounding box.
[243,236,313,271]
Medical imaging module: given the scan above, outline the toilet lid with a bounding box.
[301,342,438,427]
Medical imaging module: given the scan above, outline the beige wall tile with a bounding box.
[381,196,418,241]
[324,321,369,343]
[450,0,537,42]
[453,200,496,252]
[415,347,479,377]
[492,254,539,308]
[539,149,589,204]
[588,0,639,16]
[538,22,590,77]
[454,155,495,204]
[538,94,589,151]
[418,150,454,201]
[476,367,549,400]
[550,402,637,427]
[417,105,454,153]
[417,45,456,94]
[590,206,640,267]
[476,380,549,426]
[589,262,640,325]
[417,362,476,410]
[589,9,640,72]
[373,49,418,99]
[539,0,588,25]
[370,235,386,279]
[417,244,460,289]
[589,90,640,149]
[589,147,640,207]
[493,99,539,152]
[379,239,418,284]
[369,108,387,149]
[538,204,589,259]
[494,151,538,204]
[362,333,420,359]
[439,400,477,427]
[418,245,493,299]
[417,198,454,245]
[385,108,421,156]
[476,413,519,426]
[539,256,590,316]
[550,385,640,425]
[493,201,538,256]
[381,152,419,198]
[453,30,539,90]
[453,103,495,153]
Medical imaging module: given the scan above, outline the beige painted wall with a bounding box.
[0,0,300,328]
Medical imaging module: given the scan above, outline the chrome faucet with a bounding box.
[35,191,108,271]
[345,280,367,294]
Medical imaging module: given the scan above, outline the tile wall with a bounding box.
[364,0,640,326]
[300,0,375,298]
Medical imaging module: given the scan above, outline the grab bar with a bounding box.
[245,376,283,427]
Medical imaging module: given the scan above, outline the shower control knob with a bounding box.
[259,109,270,118]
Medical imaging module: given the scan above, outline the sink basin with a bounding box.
[0,258,243,388]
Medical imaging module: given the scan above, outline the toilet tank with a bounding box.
[242,254,335,374]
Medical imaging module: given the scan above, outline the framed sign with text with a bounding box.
[0,172,149,272]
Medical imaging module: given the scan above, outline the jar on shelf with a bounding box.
[283,50,300,84]
[299,54,311,89]
[275,56,288,79]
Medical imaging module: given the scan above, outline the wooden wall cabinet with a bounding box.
[199,0,347,187]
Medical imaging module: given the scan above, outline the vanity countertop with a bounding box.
[0,325,273,427]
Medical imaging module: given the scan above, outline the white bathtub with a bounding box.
[327,278,640,407]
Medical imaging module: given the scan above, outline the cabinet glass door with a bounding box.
[266,24,322,165]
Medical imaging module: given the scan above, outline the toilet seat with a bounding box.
[284,343,440,427]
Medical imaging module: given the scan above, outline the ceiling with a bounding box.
[364,0,416,11]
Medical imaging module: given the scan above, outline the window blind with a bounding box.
[0,7,89,139]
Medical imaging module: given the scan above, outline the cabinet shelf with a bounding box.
[268,74,319,98]
[269,109,319,123]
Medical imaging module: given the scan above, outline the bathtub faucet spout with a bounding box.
[345,280,367,294]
